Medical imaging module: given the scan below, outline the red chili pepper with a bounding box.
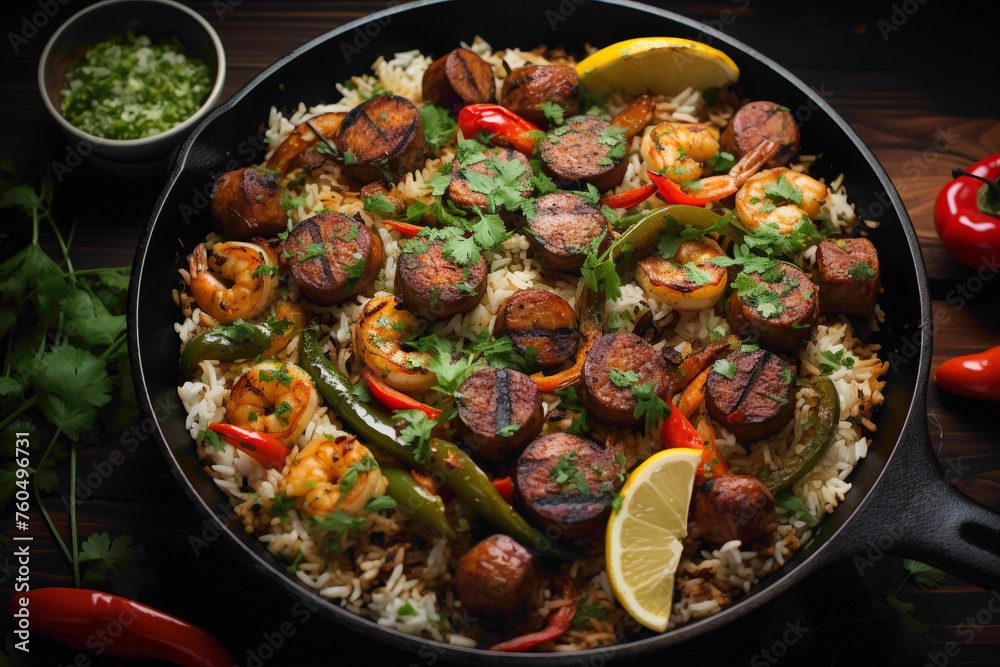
[491,476,514,504]
[12,588,233,667]
[363,367,442,419]
[490,576,579,652]
[208,423,289,469]
[662,408,727,482]
[600,183,657,209]
[647,169,726,205]
[934,154,1000,269]
[935,344,1000,401]
[383,219,424,237]
[457,104,542,155]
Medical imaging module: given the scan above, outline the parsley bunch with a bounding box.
[0,166,143,593]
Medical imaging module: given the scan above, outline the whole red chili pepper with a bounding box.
[647,169,724,205]
[12,588,233,667]
[489,576,579,651]
[383,219,424,237]
[601,183,657,209]
[208,423,289,469]
[457,104,542,155]
[934,153,1000,269]
[935,344,1000,401]
[363,367,442,419]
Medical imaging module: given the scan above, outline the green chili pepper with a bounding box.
[614,204,732,257]
[759,377,840,493]
[301,323,578,562]
[381,468,457,540]
[180,320,272,377]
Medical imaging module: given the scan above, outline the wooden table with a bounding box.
[2,1,998,664]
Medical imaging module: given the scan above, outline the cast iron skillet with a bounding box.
[128,0,1000,661]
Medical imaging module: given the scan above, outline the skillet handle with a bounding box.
[830,387,1000,588]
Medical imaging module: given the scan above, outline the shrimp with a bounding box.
[641,122,721,184]
[635,238,728,312]
[262,301,308,359]
[189,241,280,324]
[352,293,436,392]
[283,435,388,517]
[266,112,347,175]
[225,361,319,445]
[736,167,829,233]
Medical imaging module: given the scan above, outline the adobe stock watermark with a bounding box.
[924,589,1000,667]
[694,0,752,46]
[7,0,74,54]
[878,0,930,41]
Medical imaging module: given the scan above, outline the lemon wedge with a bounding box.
[576,37,739,97]
[605,447,702,632]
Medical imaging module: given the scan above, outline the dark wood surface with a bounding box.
[2,1,999,665]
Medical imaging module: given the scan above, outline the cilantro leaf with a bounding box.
[903,559,946,590]
[60,289,127,346]
[608,368,639,388]
[775,492,817,526]
[365,495,397,512]
[709,151,736,172]
[763,175,803,205]
[394,408,436,463]
[631,382,670,432]
[555,387,590,436]
[682,262,713,286]
[79,532,154,598]
[550,451,590,495]
[363,192,396,215]
[540,101,565,126]
[712,359,737,380]
[848,261,878,280]
[572,594,609,626]
[418,104,458,151]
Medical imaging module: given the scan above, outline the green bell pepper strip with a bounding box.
[300,323,578,562]
[179,320,272,377]
[381,468,457,540]
[614,204,730,256]
[759,377,840,493]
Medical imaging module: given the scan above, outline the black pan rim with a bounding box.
[127,0,933,661]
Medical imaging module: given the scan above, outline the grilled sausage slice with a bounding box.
[210,167,286,239]
[539,115,628,191]
[705,349,796,441]
[455,534,537,618]
[396,238,487,320]
[422,48,497,114]
[726,263,819,351]
[815,238,881,315]
[337,94,428,184]
[500,65,579,127]
[515,433,619,538]
[581,333,671,426]
[283,212,382,303]
[456,368,544,460]
[721,101,800,168]
[446,146,532,213]
[493,289,579,369]
[693,475,778,544]
[514,192,609,272]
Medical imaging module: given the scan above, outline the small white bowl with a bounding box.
[38,0,226,174]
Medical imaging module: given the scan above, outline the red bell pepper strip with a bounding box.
[662,407,727,482]
[491,476,514,504]
[935,344,1000,401]
[934,154,1000,269]
[208,423,289,470]
[457,104,542,155]
[12,588,234,667]
[601,183,657,209]
[363,367,442,419]
[383,219,424,237]
[490,576,579,652]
